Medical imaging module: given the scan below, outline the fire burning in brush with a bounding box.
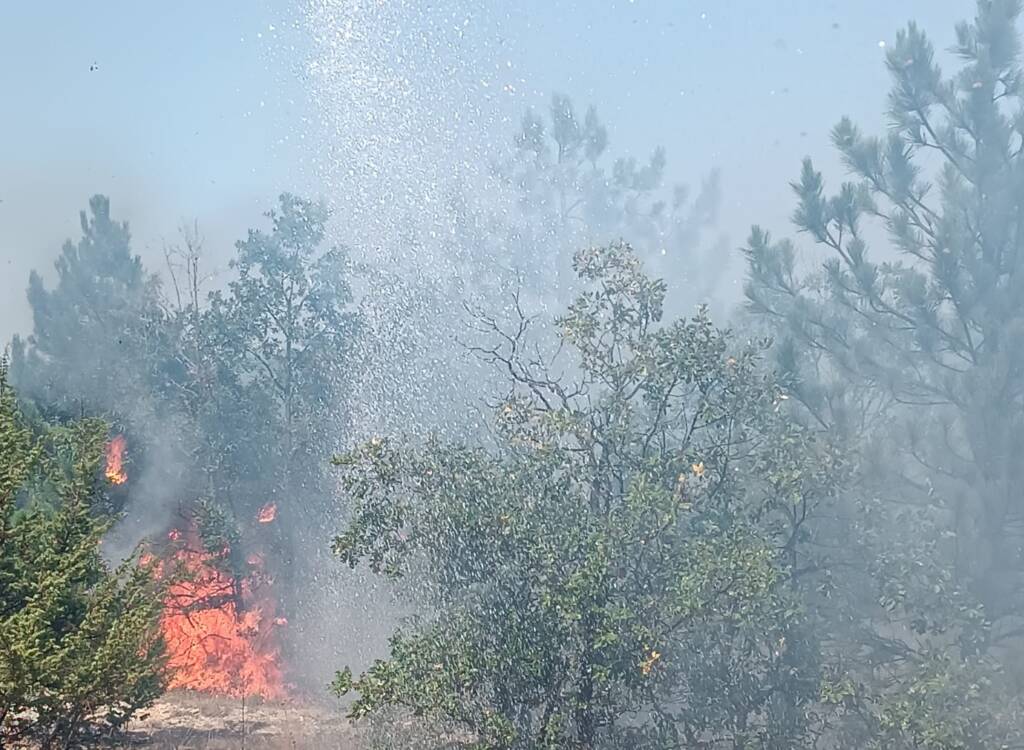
[105,435,128,485]
[150,526,288,700]
[257,502,277,524]
[114,433,287,699]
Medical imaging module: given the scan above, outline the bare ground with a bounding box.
[122,691,363,749]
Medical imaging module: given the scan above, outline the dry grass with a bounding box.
[121,691,363,749]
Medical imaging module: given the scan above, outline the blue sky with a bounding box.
[1,0,971,339]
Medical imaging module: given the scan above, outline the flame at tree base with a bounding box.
[105,435,128,485]
[153,528,288,701]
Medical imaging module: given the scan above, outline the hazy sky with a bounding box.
[1,0,970,342]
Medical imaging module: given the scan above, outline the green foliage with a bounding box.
[0,363,166,748]
[191,194,359,625]
[11,193,360,643]
[870,654,1018,750]
[333,242,836,748]
[743,1,1024,746]
[154,194,361,548]
[206,192,357,501]
[10,195,173,422]
[486,94,728,308]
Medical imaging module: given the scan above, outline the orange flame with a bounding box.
[257,502,277,524]
[155,528,288,700]
[105,435,128,485]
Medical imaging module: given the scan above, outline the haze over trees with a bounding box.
[333,242,838,747]
[335,1,1024,748]
[9,193,359,686]
[743,0,1024,745]
[3,1,1024,749]
[489,93,729,307]
[351,90,730,445]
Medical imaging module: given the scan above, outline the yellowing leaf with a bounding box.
[640,649,661,676]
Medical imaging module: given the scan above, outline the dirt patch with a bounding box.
[123,691,363,749]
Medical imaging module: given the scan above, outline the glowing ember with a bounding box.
[105,435,128,485]
[155,528,287,700]
[257,502,277,524]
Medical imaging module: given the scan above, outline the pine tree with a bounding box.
[491,94,729,311]
[744,2,1024,745]
[10,195,174,421]
[0,360,166,748]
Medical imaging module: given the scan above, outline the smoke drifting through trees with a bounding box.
[5,1,1024,748]
[4,78,728,686]
[303,0,729,444]
[7,193,361,692]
